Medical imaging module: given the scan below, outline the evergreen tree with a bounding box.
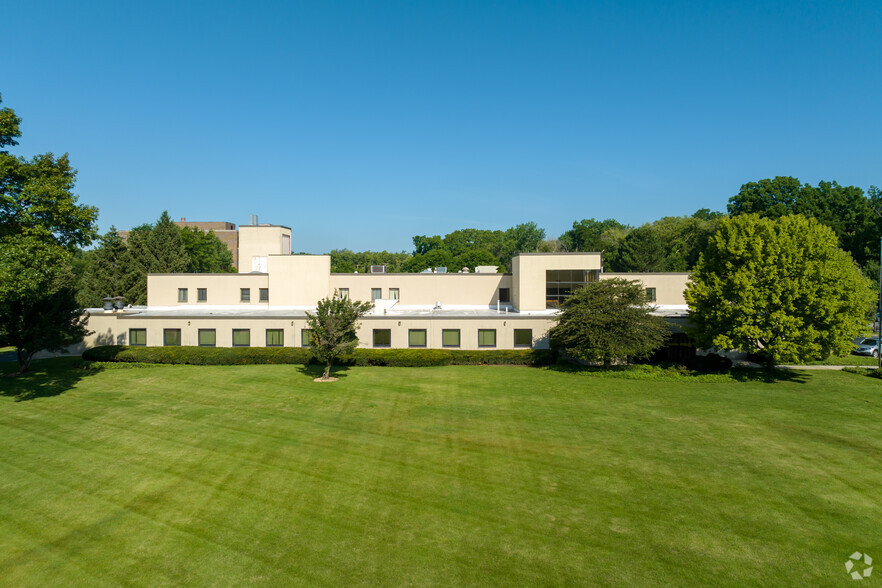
[76,228,135,308]
[126,212,190,304]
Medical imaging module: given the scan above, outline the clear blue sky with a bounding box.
[4,0,881,253]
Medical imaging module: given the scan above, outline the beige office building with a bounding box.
[84,225,689,351]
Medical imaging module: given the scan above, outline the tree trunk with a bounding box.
[323,362,331,380]
[16,348,34,374]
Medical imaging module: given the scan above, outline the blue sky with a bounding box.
[4,1,881,253]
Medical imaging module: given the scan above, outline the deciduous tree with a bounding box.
[548,278,669,366]
[686,214,874,366]
[306,295,373,380]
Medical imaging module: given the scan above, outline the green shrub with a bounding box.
[842,366,882,378]
[82,346,557,368]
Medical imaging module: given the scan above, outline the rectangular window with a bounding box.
[545,269,599,308]
[240,288,250,302]
[301,329,313,347]
[498,287,511,303]
[232,329,250,347]
[163,328,181,346]
[478,329,496,347]
[266,329,284,347]
[442,329,461,348]
[389,288,399,300]
[198,329,216,347]
[178,288,188,303]
[373,329,391,347]
[371,288,382,301]
[129,328,147,346]
[339,288,349,299]
[408,329,426,348]
[513,329,532,348]
[645,287,657,302]
[197,288,207,302]
[259,288,269,302]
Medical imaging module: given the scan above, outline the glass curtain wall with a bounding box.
[545,269,599,308]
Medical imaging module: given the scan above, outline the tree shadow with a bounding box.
[0,357,94,401]
[728,367,809,384]
[295,363,353,381]
[541,362,809,383]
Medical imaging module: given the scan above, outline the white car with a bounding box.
[853,337,881,358]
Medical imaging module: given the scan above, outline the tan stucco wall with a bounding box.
[356,316,553,349]
[513,253,603,311]
[601,273,690,305]
[268,255,332,306]
[328,273,512,306]
[147,274,270,306]
[238,225,291,273]
[82,312,556,350]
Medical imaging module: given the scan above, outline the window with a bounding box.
[129,328,147,346]
[545,269,599,308]
[240,288,250,302]
[442,329,461,348]
[339,288,349,299]
[498,288,511,303]
[178,288,188,303]
[389,288,399,300]
[198,329,216,347]
[259,288,269,302]
[513,329,532,348]
[163,328,181,346]
[232,329,250,347]
[371,288,382,301]
[373,329,391,347]
[197,288,207,302]
[478,329,496,347]
[266,329,284,347]
[301,329,313,347]
[408,329,426,347]
[645,287,657,302]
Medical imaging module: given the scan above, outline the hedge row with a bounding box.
[82,345,557,367]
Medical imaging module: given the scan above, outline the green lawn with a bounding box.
[1,359,880,586]
[801,354,878,366]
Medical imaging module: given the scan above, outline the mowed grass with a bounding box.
[1,360,880,586]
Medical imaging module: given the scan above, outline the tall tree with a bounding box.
[180,226,235,273]
[559,218,628,252]
[686,214,874,366]
[126,212,190,304]
[548,278,669,366]
[76,228,136,308]
[609,225,668,272]
[0,93,97,372]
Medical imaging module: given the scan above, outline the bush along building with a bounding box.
[83,222,690,352]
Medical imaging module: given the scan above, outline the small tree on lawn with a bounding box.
[306,295,372,380]
[548,278,670,366]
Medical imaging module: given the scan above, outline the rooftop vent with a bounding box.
[249,214,258,226]
[370,265,386,273]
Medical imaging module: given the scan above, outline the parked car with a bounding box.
[853,337,881,358]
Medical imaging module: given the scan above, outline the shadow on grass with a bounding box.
[543,363,809,384]
[295,363,353,381]
[0,357,94,401]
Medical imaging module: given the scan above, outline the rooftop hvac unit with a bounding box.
[435,267,447,273]
[370,265,386,273]
[249,214,258,225]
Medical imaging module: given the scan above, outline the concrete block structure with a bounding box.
[83,223,690,352]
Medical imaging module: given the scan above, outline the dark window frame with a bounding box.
[513,328,532,348]
[129,328,147,347]
[442,329,461,348]
[266,329,284,347]
[259,288,269,302]
[240,288,251,302]
[408,329,427,348]
[232,329,251,347]
[163,328,181,347]
[373,328,392,348]
[198,329,216,347]
[498,287,511,303]
[478,329,496,348]
[197,288,208,302]
[301,329,313,348]
[178,288,188,303]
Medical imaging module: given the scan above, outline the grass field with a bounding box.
[1,359,880,586]
[802,354,879,366]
